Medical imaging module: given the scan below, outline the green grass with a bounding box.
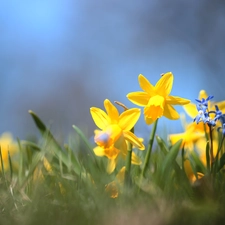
[1,111,225,225]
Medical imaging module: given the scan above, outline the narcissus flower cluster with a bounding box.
[90,99,145,173]
[88,72,225,196]
[90,72,191,176]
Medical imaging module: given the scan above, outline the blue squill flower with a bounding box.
[195,95,214,110]
[194,104,209,124]
[212,105,223,122]
[217,115,225,136]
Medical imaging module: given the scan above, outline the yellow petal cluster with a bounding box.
[169,123,205,151]
[90,99,145,173]
[127,72,190,124]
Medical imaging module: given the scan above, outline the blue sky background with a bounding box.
[1,0,225,141]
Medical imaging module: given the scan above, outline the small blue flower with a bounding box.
[210,105,223,122]
[193,95,225,128]
[217,121,225,135]
[219,114,225,125]
[205,117,216,127]
[195,95,214,109]
[194,104,209,124]
[216,113,225,135]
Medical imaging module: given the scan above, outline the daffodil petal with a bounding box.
[107,158,116,174]
[184,159,194,179]
[215,100,225,112]
[94,129,101,135]
[123,130,145,150]
[169,133,185,146]
[116,136,127,158]
[131,152,142,165]
[90,107,110,129]
[0,132,18,163]
[105,181,119,198]
[183,90,209,119]
[104,146,120,159]
[163,104,179,120]
[166,96,190,105]
[183,103,198,119]
[196,139,217,157]
[93,146,105,157]
[116,166,125,183]
[118,108,141,131]
[144,116,155,124]
[155,72,173,96]
[198,90,208,100]
[189,122,209,133]
[127,92,149,106]
[138,74,155,95]
[104,99,119,123]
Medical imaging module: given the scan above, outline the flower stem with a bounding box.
[213,135,225,175]
[203,124,210,172]
[209,125,214,171]
[141,119,158,178]
[125,127,134,187]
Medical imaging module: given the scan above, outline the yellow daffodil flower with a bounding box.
[169,123,205,151]
[169,118,218,183]
[90,99,145,173]
[127,72,190,124]
[0,132,18,171]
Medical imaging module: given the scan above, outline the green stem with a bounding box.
[213,135,225,174]
[125,142,132,187]
[141,119,158,178]
[125,127,134,187]
[204,124,210,172]
[209,125,214,172]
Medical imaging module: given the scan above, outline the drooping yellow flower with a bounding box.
[0,132,18,171]
[127,72,190,124]
[169,118,218,183]
[184,158,204,184]
[105,166,125,198]
[169,122,205,151]
[90,99,145,173]
[169,112,218,154]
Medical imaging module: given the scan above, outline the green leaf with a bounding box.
[0,147,5,178]
[72,125,94,155]
[217,152,225,172]
[206,142,210,172]
[72,124,100,174]
[161,139,182,175]
[156,136,182,174]
[29,110,83,177]
[190,151,207,174]
[21,140,41,151]
[156,135,169,155]
[28,110,46,134]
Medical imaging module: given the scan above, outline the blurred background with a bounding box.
[1,0,225,141]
